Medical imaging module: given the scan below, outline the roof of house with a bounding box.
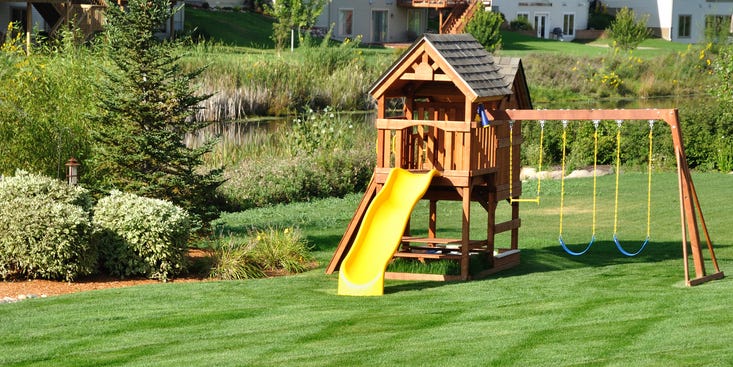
[369,33,512,101]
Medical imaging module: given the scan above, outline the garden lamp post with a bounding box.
[65,157,80,186]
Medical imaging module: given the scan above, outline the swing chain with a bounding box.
[593,119,600,130]
[648,119,655,129]
[539,120,545,129]
[616,119,623,128]
[562,120,568,129]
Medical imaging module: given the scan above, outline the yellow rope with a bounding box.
[591,120,599,238]
[509,120,543,204]
[559,121,568,236]
[613,121,622,234]
[613,120,654,237]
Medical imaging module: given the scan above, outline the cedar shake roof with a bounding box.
[422,33,511,98]
[369,33,512,101]
[494,56,533,109]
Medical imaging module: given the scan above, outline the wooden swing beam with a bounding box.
[485,108,724,286]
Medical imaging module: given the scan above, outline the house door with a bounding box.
[534,14,548,39]
[372,10,388,43]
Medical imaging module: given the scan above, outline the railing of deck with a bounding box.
[398,0,467,8]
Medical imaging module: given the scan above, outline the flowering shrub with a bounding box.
[0,171,94,281]
[93,191,190,281]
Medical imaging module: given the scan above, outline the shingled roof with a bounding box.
[422,33,511,98]
[369,33,512,101]
[494,56,533,109]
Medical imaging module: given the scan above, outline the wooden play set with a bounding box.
[327,34,723,288]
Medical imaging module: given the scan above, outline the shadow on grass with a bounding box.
[382,240,728,293]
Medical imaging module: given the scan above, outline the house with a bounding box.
[489,0,590,41]
[602,0,733,43]
[0,0,184,43]
[315,0,486,44]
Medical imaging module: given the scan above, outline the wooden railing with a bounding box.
[398,0,468,8]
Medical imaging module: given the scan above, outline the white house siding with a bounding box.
[316,0,427,43]
[491,0,589,40]
[604,0,733,43]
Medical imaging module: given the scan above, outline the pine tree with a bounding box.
[90,0,223,229]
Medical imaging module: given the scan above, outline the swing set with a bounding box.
[554,119,654,257]
[490,108,724,286]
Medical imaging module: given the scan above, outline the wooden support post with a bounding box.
[461,186,471,280]
[429,200,437,245]
[511,200,520,250]
[25,1,32,55]
[487,189,497,267]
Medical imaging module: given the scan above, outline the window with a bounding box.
[407,9,426,40]
[517,12,529,23]
[372,10,388,43]
[563,13,575,36]
[678,14,691,38]
[339,9,353,37]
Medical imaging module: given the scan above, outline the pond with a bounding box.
[187,95,713,148]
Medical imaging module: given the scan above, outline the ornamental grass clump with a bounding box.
[250,227,312,274]
[93,191,190,281]
[208,227,312,279]
[208,237,264,280]
[0,171,95,281]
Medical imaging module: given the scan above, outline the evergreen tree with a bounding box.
[90,0,223,229]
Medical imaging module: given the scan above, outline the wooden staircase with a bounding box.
[440,0,483,34]
[32,0,109,39]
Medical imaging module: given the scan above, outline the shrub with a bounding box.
[93,191,190,281]
[509,18,532,32]
[0,171,94,281]
[607,7,651,51]
[0,170,93,211]
[466,10,504,52]
[0,197,94,281]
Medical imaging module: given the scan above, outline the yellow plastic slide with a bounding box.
[338,168,438,296]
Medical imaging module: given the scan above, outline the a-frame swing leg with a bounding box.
[667,110,724,286]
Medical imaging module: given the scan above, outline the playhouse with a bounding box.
[328,34,722,296]
[326,34,531,285]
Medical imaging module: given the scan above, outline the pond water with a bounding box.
[188,95,711,148]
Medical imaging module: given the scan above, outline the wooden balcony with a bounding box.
[398,0,468,8]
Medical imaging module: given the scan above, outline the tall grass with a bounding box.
[181,38,393,119]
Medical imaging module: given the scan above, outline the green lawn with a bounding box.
[184,7,275,48]
[500,30,692,58]
[2,172,732,366]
